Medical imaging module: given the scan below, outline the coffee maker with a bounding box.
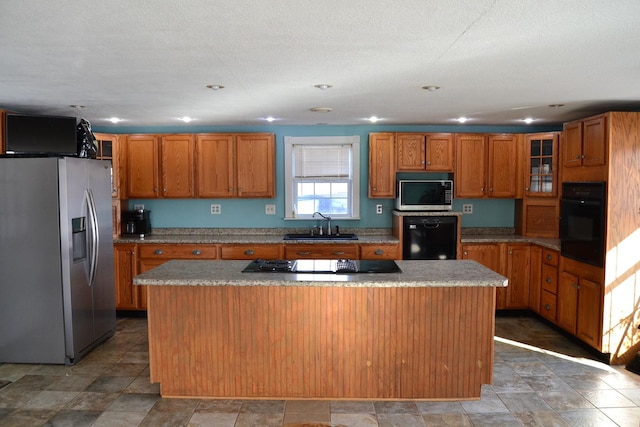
[121,209,152,237]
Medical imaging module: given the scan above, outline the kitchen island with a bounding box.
[134,259,507,400]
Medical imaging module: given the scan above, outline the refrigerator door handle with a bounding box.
[86,189,100,287]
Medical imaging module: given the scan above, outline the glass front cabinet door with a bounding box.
[525,133,559,197]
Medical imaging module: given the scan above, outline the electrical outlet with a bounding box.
[265,204,276,215]
[376,204,383,214]
[210,204,221,215]
[134,204,144,210]
[462,204,473,214]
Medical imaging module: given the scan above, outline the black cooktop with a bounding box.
[242,259,401,274]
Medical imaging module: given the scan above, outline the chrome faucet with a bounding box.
[313,212,332,235]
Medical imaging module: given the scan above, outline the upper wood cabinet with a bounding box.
[160,134,195,198]
[123,134,195,198]
[235,133,275,198]
[368,133,396,198]
[124,134,160,198]
[196,133,275,198]
[396,133,453,172]
[562,114,607,181]
[93,133,121,199]
[524,132,559,197]
[455,133,521,199]
[195,134,234,198]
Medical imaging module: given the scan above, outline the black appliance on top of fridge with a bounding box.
[0,157,116,365]
[402,215,458,260]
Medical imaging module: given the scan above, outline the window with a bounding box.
[284,136,360,219]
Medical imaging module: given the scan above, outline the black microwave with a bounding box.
[395,180,453,211]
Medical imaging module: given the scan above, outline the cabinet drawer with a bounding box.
[542,248,559,266]
[284,244,359,260]
[220,244,282,260]
[360,244,399,260]
[139,244,218,259]
[540,290,557,322]
[541,264,558,294]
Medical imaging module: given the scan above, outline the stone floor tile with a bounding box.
[376,413,426,427]
[187,411,237,427]
[64,391,119,411]
[421,412,472,426]
[579,388,637,408]
[285,399,331,414]
[513,410,571,427]
[466,412,522,427]
[85,376,135,393]
[557,408,619,426]
[600,406,640,427]
[139,409,192,427]
[239,399,285,413]
[0,408,56,426]
[497,391,554,413]
[234,412,284,427]
[373,401,419,414]
[43,409,102,426]
[91,410,146,427]
[330,413,378,426]
[539,390,595,410]
[195,399,243,413]
[107,392,159,413]
[415,400,465,414]
[330,400,376,414]
[23,390,79,411]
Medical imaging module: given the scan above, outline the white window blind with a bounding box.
[293,144,351,178]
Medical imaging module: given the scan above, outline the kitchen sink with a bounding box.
[283,233,358,240]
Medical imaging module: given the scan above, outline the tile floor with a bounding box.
[1,315,640,426]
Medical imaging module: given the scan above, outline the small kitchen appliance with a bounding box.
[121,209,152,237]
[396,180,453,211]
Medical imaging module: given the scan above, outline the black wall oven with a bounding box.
[560,182,606,267]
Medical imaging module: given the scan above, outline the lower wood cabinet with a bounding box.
[220,244,282,260]
[557,256,603,349]
[284,244,359,260]
[539,248,559,322]
[113,244,145,310]
[461,242,531,310]
[359,244,400,260]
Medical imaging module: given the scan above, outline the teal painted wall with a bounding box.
[95,123,560,230]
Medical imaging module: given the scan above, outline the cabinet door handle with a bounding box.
[244,249,254,255]
[332,251,346,255]
[546,277,552,283]
[296,251,310,255]
[374,249,384,255]
[153,249,163,255]
[192,249,201,255]
[544,303,551,310]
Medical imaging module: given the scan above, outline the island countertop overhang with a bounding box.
[133,259,508,288]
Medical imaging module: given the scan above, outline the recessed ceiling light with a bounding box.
[368,116,381,123]
[178,116,194,123]
[310,107,332,113]
[522,117,535,124]
[107,117,122,123]
[548,104,565,108]
[263,116,277,122]
[206,84,225,90]
[70,104,85,110]
[421,85,440,92]
[455,117,469,123]
[314,84,332,90]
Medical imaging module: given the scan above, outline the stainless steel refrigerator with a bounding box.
[0,156,116,364]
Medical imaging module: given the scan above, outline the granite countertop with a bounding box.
[114,228,399,245]
[133,259,508,288]
[460,233,561,251]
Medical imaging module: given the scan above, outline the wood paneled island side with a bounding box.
[134,259,507,400]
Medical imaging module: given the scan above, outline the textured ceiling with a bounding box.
[1,0,639,128]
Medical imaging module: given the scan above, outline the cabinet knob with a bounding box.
[575,155,581,159]
[374,249,384,255]
[544,303,551,310]
[463,251,468,256]
[525,187,529,191]
[372,187,377,191]
[153,249,163,255]
[192,249,201,255]
[546,277,552,283]
[244,249,254,255]
[546,254,553,260]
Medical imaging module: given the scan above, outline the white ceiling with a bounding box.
[1,0,640,128]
